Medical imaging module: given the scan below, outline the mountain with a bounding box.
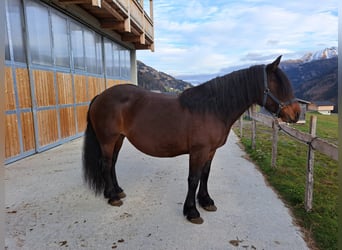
[137,60,193,93]
[280,55,338,112]
[299,47,337,63]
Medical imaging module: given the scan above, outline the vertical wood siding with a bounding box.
[5,114,20,158]
[56,72,73,105]
[37,109,59,147]
[5,67,15,110]
[60,107,76,138]
[33,70,56,107]
[16,68,32,108]
[20,112,35,152]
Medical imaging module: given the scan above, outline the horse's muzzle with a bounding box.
[280,102,301,123]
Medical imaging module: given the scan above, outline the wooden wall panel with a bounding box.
[20,112,35,152]
[60,107,76,138]
[5,67,16,111]
[74,75,87,103]
[33,70,56,107]
[16,68,32,109]
[106,79,117,88]
[117,80,128,85]
[106,79,130,89]
[37,109,59,146]
[5,114,20,158]
[57,72,73,105]
[88,76,105,100]
[76,105,88,133]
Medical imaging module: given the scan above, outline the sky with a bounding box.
[137,0,338,83]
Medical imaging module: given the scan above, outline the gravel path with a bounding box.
[5,132,308,249]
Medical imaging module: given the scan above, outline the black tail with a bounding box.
[83,95,105,195]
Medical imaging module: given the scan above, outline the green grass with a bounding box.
[234,112,338,250]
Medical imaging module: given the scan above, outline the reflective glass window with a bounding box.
[26,0,52,65]
[95,34,103,74]
[51,12,70,67]
[124,50,131,79]
[120,49,126,78]
[84,29,96,73]
[5,19,10,61]
[104,39,113,76]
[70,22,85,69]
[113,44,120,77]
[7,0,26,62]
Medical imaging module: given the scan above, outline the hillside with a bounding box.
[281,56,337,111]
[137,60,193,93]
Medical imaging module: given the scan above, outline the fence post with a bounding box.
[271,120,279,168]
[251,105,256,150]
[305,115,317,212]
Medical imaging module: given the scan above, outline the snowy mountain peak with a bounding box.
[300,47,338,63]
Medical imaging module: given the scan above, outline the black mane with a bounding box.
[178,65,265,123]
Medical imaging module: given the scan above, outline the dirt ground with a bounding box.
[5,132,309,249]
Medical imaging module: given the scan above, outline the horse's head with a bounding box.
[262,56,300,123]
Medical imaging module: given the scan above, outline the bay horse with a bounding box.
[83,56,300,224]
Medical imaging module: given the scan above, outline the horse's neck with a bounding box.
[224,67,263,127]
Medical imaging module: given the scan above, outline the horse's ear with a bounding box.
[267,55,282,72]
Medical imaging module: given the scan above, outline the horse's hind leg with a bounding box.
[111,134,126,199]
[100,138,123,206]
[197,159,217,212]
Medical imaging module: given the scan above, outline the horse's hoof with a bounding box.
[188,216,204,224]
[203,204,217,212]
[117,191,126,199]
[108,198,123,207]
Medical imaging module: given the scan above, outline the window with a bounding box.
[6,0,26,62]
[26,0,52,65]
[113,44,120,77]
[5,20,10,61]
[84,29,96,73]
[119,48,131,79]
[51,12,70,67]
[70,22,85,70]
[104,38,131,79]
[104,38,113,76]
[95,34,103,74]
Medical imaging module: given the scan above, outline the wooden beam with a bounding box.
[92,0,101,7]
[101,0,124,21]
[58,0,92,5]
[134,44,150,50]
[101,18,130,32]
[122,33,144,44]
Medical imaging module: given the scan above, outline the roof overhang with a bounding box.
[52,0,154,51]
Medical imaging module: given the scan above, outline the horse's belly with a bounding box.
[126,131,188,158]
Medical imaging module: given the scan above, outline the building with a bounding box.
[296,98,311,124]
[5,0,154,163]
[308,101,335,115]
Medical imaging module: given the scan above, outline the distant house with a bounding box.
[296,98,311,123]
[308,101,335,115]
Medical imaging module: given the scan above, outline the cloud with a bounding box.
[137,0,338,77]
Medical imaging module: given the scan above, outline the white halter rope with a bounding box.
[262,66,297,117]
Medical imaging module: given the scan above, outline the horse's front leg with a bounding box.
[197,159,217,212]
[183,150,209,224]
